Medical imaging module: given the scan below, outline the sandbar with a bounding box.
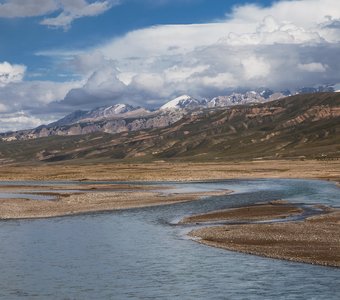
[186,202,340,267]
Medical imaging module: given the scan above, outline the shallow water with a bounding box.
[0,179,339,299]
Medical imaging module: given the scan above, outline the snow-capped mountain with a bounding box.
[160,95,204,110]
[88,104,134,118]
[83,104,151,121]
[1,87,338,141]
[207,90,287,108]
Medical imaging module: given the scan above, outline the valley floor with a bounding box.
[0,159,339,183]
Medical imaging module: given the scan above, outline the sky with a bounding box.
[0,0,340,132]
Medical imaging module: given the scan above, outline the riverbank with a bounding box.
[185,202,340,267]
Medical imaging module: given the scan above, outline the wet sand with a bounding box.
[186,202,340,267]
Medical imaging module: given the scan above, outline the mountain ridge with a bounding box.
[0,92,339,163]
[0,89,288,141]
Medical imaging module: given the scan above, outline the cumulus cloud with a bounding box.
[221,16,324,46]
[60,0,336,106]
[0,61,26,86]
[0,0,117,29]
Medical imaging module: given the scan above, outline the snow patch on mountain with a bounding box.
[86,104,134,119]
[160,95,203,110]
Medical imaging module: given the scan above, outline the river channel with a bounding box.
[0,179,339,299]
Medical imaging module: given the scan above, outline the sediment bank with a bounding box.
[186,202,340,267]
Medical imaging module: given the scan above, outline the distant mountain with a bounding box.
[297,85,336,94]
[207,90,286,108]
[0,93,339,163]
[160,95,204,110]
[50,104,149,127]
[48,110,88,127]
[1,87,339,142]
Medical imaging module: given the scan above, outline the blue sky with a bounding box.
[0,0,339,131]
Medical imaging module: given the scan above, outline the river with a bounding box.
[0,179,339,299]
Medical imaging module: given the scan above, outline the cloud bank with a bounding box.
[60,0,340,107]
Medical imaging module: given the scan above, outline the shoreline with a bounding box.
[184,202,340,268]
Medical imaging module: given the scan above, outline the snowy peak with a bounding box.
[208,90,287,108]
[46,86,335,129]
[160,95,203,110]
[86,103,135,119]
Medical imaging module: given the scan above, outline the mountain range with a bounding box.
[0,92,339,163]
[0,89,294,141]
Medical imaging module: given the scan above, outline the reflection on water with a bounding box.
[0,179,339,299]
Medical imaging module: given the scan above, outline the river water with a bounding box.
[0,179,339,299]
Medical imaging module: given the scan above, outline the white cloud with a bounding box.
[298,62,327,72]
[0,112,50,132]
[164,65,209,83]
[242,56,271,80]
[0,61,26,86]
[0,79,83,112]
[198,73,237,90]
[228,0,340,30]
[99,22,254,60]
[97,0,340,63]
[41,0,117,29]
[221,16,324,46]
[130,73,165,95]
[83,0,340,101]
[0,0,117,29]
